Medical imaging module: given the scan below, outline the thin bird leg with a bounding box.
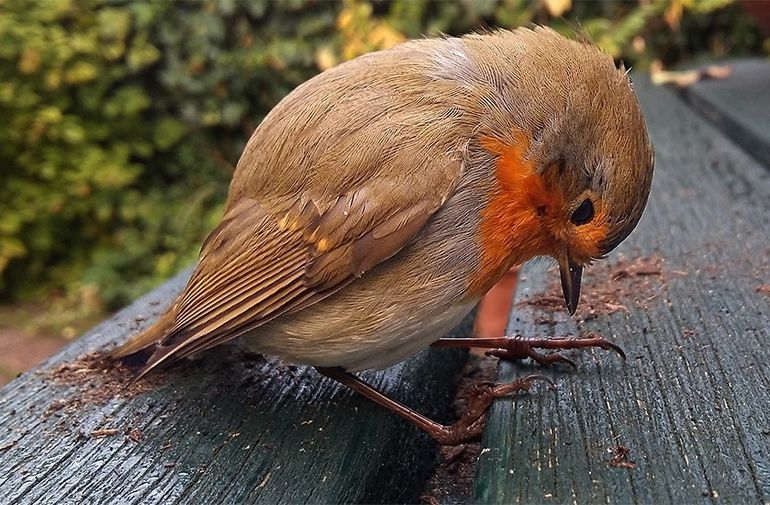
[316,367,553,445]
[431,335,626,368]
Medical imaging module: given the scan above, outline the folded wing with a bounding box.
[132,157,462,376]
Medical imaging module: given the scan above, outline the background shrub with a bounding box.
[0,0,765,317]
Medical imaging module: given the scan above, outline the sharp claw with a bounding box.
[488,374,556,396]
[520,374,557,391]
[484,348,508,359]
[553,355,577,368]
[605,341,627,360]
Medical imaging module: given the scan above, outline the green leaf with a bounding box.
[153,117,187,150]
[64,61,99,84]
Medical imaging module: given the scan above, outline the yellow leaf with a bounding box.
[664,1,683,30]
[368,24,406,50]
[343,40,364,61]
[46,69,62,89]
[337,8,354,30]
[64,61,98,84]
[315,46,338,71]
[541,0,571,17]
[38,106,63,124]
[18,47,41,74]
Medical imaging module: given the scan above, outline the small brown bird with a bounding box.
[112,27,653,444]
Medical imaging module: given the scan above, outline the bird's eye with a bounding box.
[570,198,594,226]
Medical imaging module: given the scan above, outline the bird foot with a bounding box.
[483,335,626,367]
[426,374,555,445]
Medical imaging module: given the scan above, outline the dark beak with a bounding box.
[558,255,583,316]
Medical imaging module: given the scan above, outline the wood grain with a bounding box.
[0,268,470,504]
[2,61,768,505]
[683,59,770,169]
[475,71,770,504]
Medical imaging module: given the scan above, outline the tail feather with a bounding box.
[110,307,177,360]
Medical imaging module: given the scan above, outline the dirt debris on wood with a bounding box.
[522,255,673,322]
[421,354,498,504]
[42,352,163,418]
[90,428,121,438]
[608,445,637,469]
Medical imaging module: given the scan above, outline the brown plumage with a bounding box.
[112,27,653,443]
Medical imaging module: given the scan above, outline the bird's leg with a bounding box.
[431,335,625,367]
[316,367,552,445]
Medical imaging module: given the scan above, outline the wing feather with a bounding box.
[170,247,307,331]
[135,161,461,376]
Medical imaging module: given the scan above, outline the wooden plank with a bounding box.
[683,59,770,168]
[0,267,470,504]
[475,73,770,504]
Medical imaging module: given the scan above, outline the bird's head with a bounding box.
[471,28,654,314]
[531,110,654,314]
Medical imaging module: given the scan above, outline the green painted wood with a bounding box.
[475,74,770,504]
[0,267,470,504]
[683,58,770,169]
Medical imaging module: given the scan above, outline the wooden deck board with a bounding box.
[1,60,768,505]
[0,268,470,504]
[475,70,770,504]
[683,59,770,168]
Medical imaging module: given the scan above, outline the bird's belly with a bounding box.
[242,173,487,371]
[245,298,477,372]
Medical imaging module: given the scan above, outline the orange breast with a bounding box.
[467,131,562,296]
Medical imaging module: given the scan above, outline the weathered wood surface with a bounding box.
[476,67,770,503]
[683,59,770,169]
[0,267,470,504]
[2,59,768,505]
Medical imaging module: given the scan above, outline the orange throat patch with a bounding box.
[468,131,609,297]
[470,131,603,296]
[468,132,561,296]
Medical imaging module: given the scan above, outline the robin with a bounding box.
[112,27,654,445]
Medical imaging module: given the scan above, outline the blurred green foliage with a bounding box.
[0,0,765,314]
